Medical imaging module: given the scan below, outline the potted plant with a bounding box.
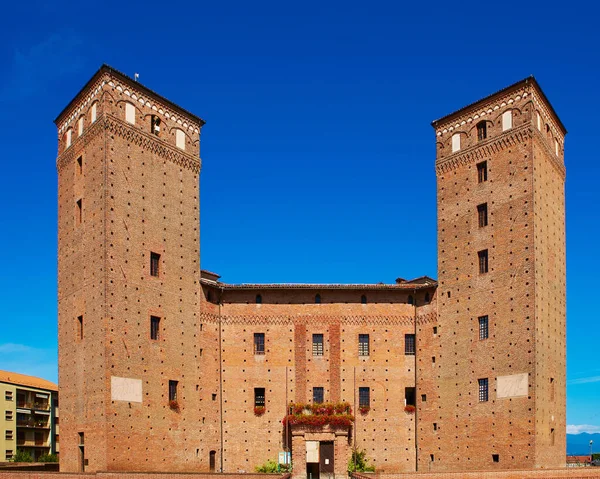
[404,404,416,414]
[254,406,266,416]
[359,405,370,415]
[169,400,180,412]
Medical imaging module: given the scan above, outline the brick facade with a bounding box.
[56,67,566,475]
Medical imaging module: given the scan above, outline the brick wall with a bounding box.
[353,470,600,479]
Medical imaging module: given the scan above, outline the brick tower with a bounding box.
[420,78,566,471]
[55,66,215,472]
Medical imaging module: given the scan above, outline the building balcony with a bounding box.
[16,439,50,447]
[17,419,50,429]
[16,402,51,411]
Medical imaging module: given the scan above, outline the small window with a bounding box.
[502,110,512,131]
[169,380,178,401]
[77,156,82,175]
[150,316,160,340]
[315,294,321,304]
[313,387,324,404]
[150,252,160,277]
[430,454,434,462]
[550,428,555,446]
[433,326,437,336]
[358,334,370,357]
[254,333,265,355]
[5,411,13,421]
[554,139,559,156]
[76,199,83,225]
[78,315,83,340]
[433,423,437,431]
[478,250,489,274]
[5,430,13,440]
[492,454,499,463]
[421,394,427,402]
[550,377,555,401]
[424,292,430,303]
[361,294,367,304]
[256,294,262,304]
[5,391,13,401]
[254,387,265,407]
[477,203,488,227]
[478,378,489,402]
[546,124,550,133]
[79,431,84,445]
[211,393,217,401]
[477,161,488,183]
[125,102,135,125]
[405,334,415,355]
[66,129,72,148]
[90,103,97,123]
[476,121,487,141]
[78,117,84,136]
[536,112,541,130]
[312,334,324,356]
[408,295,414,305]
[151,115,161,136]
[451,133,460,153]
[358,387,370,408]
[405,387,415,406]
[478,315,489,340]
[5,450,13,461]
[176,129,186,150]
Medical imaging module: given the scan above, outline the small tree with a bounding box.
[12,450,33,463]
[38,453,59,463]
[592,453,600,461]
[348,448,375,473]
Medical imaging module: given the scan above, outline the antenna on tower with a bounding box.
[134,73,139,82]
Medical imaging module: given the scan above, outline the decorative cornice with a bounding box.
[58,74,107,134]
[56,115,105,172]
[106,116,201,173]
[435,124,533,175]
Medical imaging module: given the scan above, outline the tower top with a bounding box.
[431,76,566,137]
[54,64,205,132]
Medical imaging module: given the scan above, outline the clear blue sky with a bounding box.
[0,0,598,435]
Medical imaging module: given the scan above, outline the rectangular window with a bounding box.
[404,334,415,355]
[176,129,186,150]
[5,430,13,440]
[125,103,135,124]
[405,387,416,406]
[254,333,265,355]
[477,203,488,227]
[150,316,160,341]
[478,315,489,340]
[5,391,12,401]
[358,387,370,408]
[5,450,13,461]
[66,129,72,148]
[478,250,489,274]
[76,199,82,224]
[492,454,499,463]
[536,112,541,130]
[433,423,437,431]
[477,161,488,183]
[433,326,437,336]
[78,315,83,340]
[79,432,84,446]
[502,110,512,131]
[91,103,97,123]
[451,133,460,153]
[168,380,178,401]
[313,387,324,404]
[358,334,369,357]
[150,252,160,277]
[254,388,265,407]
[5,411,13,421]
[477,122,487,141]
[78,117,84,136]
[478,378,489,402]
[312,334,324,356]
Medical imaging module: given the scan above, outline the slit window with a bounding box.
[313,387,324,404]
[550,377,555,401]
[478,315,489,340]
[312,334,324,356]
[168,380,178,401]
[78,315,83,340]
[359,387,370,408]
[405,334,415,355]
[150,316,161,341]
[477,161,488,183]
[477,203,488,227]
[358,334,370,357]
[77,156,82,175]
[477,121,487,141]
[478,249,489,274]
[254,333,265,355]
[478,378,489,402]
[254,388,265,407]
[150,252,160,277]
[76,199,82,225]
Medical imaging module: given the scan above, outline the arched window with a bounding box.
[476,121,487,141]
[451,133,460,153]
[315,294,321,304]
[90,102,97,123]
[65,128,72,148]
[78,116,84,136]
[176,129,186,150]
[408,295,414,305]
[502,110,512,131]
[125,102,135,125]
[256,294,262,304]
[361,295,367,304]
[151,115,161,136]
[209,451,216,472]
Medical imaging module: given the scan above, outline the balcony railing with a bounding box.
[16,439,49,447]
[16,402,51,411]
[17,419,50,429]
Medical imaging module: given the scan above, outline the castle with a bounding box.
[55,65,566,476]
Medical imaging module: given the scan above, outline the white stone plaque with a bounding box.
[111,376,142,403]
[496,373,528,399]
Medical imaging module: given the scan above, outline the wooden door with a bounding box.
[319,441,334,475]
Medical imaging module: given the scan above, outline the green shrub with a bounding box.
[348,448,375,473]
[255,458,291,473]
[12,450,33,463]
[38,453,59,463]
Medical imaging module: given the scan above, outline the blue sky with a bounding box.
[0,0,598,434]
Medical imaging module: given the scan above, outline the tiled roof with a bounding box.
[0,370,58,392]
